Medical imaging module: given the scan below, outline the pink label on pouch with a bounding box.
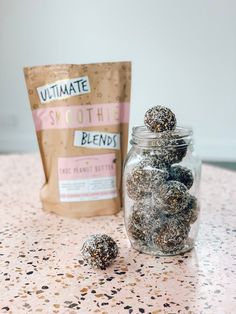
[32,102,129,131]
[58,153,116,180]
[58,153,117,202]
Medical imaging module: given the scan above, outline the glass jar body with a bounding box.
[123,127,201,256]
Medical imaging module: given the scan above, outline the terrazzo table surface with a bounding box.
[0,154,235,314]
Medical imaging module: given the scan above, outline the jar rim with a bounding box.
[132,125,193,139]
[131,125,193,148]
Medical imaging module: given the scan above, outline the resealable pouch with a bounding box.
[24,62,131,218]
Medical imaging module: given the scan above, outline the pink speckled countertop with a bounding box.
[0,154,235,314]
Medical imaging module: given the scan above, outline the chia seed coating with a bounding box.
[127,200,162,244]
[81,234,118,269]
[169,165,194,189]
[142,134,188,166]
[136,155,166,169]
[144,105,177,132]
[154,180,190,214]
[158,136,188,165]
[152,216,190,254]
[179,195,199,224]
[126,157,169,201]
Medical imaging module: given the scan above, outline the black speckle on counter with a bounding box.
[104,294,113,300]
[41,285,49,290]
[114,271,126,275]
[68,303,78,308]
[164,303,170,308]
[1,307,10,311]
[43,257,49,261]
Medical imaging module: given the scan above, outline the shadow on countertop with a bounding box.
[204,161,236,172]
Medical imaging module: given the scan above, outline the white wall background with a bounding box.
[0,0,236,160]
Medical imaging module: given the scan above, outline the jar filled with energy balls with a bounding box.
[123,106,201,256]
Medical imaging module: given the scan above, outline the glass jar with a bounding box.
[123,126,201,256]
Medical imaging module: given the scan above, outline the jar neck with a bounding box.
[130,126,193,149]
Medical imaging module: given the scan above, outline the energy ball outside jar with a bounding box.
[154,180,190,214]
[81,234,118,270]
[169,165,194,189]
[144,105,177,132]
[126,157,169,201]
[152,217,190,254]
[127,200,162,245]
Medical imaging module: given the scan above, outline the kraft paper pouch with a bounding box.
[24,62,131,218]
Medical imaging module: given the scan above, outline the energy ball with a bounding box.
[154,180,190,214]
[137,155,167,170]
[143,133,188,166]
[180,195,199,224]
[126,157,169,201]
[126,174,151,200]
[157,135,188,165]
[152,216,190,254]
[81,234,118,269]
[169,165,194,189]
[144,105,177,132]
[127,200,162,244]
